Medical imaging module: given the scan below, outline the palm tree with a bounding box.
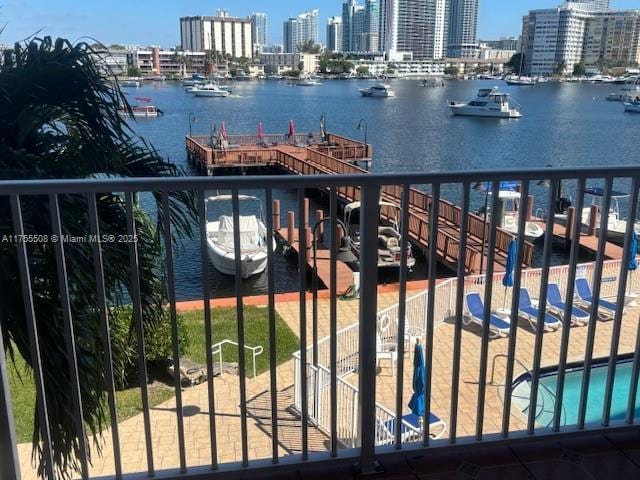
[0,37,196,478]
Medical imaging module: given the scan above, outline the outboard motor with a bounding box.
[555,197,572,214]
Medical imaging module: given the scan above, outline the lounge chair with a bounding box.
[379,412,447,444]
[575,278,619,318]
[376,333,398,376]
[546,283,590,326]
[518,289,562,331]
[464,293,510,338]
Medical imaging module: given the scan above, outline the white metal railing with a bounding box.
[211,339,263,379]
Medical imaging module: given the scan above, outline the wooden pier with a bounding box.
[186,132,534,274]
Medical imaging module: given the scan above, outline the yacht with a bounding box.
[450,88,522,118]
[120,80,141,88]
[296,76,323,86]
[344,201,415,270]
[359,82,395,97]
[504,75,536,86]
[190,83,231,97]
[205,195,274,278]
[421,77,445,87]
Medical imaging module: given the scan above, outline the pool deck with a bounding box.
[16,291,640,478]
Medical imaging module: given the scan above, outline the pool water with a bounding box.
[512,358,640,428]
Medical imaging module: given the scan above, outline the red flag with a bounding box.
[288,119,295,138]
[258,122,264,140]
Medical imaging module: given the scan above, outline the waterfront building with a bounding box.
[180,11,254,59]
[283,10,319,53]
[352,58,445,76]
[259,52,321,75]
[131,48,207,77]
[379,0,447,60]
[566,0,610,11]
[251,13,268,51]
[103,48,129,76]
[327,17,344,53]
[480,36,521,52]
[447,0,480,58]
[477,44,516,61]
[522,5,640,76]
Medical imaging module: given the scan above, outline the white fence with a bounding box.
[292,258,637,447]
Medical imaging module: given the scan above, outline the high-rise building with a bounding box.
[447,0,479,58]
[283,10,319,53]
[521,6,640,76]
[379,0,446,60]
[342,0,380,53]
[327,17,344,53]
[180,11,254,58]
[566,0,610,11]
[364,0,381,53]
[251,13,268,49]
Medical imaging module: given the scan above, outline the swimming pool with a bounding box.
[511,355,640,427]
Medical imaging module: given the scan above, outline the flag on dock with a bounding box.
[258,121,264,141]
[288,119,295,140]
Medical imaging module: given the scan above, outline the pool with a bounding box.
[511,355,640,428]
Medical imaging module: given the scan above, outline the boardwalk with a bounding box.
[532,220,625,260]
[186,132,533,274]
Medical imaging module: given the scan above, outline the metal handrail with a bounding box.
[490,353,566,425]
[211,339,264,379]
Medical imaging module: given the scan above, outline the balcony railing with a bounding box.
[1,166,639,480]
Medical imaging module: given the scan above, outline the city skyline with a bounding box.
[1,0,639,47]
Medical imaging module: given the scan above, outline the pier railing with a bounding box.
[2,166,640,480]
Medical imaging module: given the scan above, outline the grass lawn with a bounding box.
[8,305,297,443]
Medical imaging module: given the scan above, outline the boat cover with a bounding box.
[217,215,262,250]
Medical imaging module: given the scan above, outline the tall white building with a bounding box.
[251,13,268,50]
[283,10,319,53]
[565,0,610,11]
[379,0,447,60]
[447,0,479,58]
[180,12,254,58]
[327,17,344,53]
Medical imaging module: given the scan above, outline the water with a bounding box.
[124,79,639,299]
[512,358,640,427]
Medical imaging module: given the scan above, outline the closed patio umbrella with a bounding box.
[502,239,516,309]
[628,232,638,297]
[408,341,425,419]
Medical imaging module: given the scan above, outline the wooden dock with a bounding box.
[186,131,534,274]
[275,228,354,295]
[533,220,624,260]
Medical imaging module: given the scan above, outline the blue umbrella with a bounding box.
[629,232,638,272]
[502,239,517,308]
[408,342,425,417]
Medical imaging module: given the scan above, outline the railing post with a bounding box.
[358,184,379,474]
[0,326,21,480]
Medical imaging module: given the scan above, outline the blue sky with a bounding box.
[1,1,638,47]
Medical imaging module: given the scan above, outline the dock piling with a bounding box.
[315,210,324,243]
[305,227,313,263]
[566,207,575,249]
[287,211,295,246]
[303,198,310,228]
[588,205,599,236]
[273,200,281,231]
[526,195,534,222]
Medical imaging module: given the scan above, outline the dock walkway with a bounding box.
[186,132,533,274]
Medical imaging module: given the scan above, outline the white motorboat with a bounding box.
[120,80,141,88]
[344,201,415,270]
[295,77,323,86]
[117,105,162,118]
[421,78,445,87]
[482,184,544,242]
[191,83,231,97]
[450,87,522,118]
[624,100,640,113]
[205,195,274,278]
[359,82,395,97]
[578,187,640,245]
[504,75,536,86]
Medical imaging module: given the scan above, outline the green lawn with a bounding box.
[8,306,298,443]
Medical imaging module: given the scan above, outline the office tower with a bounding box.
[447,0,479,58]
[251,13,268,49]
[283,10,319,53]
[327,16,344,52]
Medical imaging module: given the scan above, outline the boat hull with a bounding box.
[624,103,640,113]
[193,90,230,97]
[450,104,521,118]
[206,238,270,278]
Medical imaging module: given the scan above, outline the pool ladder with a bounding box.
[490,354,567,426]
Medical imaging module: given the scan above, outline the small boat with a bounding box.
[295,76,323,86]
[344,201,415,270]
[450,87,522,118]
[606,93,633,102]
[490,188,544,242]
[150,74,166,81]
[191,83,231,97]
[234,73,252,81]
[359,82,395,97]
[120,80,141,88]
[624,100,640,113]
[505,75,536,86]
[421,78,445,87]
[205,195,274,278]
[117,105,162,118]
[266,74,284,80]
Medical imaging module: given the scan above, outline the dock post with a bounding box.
[526,195,534,221]
[305,227,313,263]
[566,207,575,249]
[588,205,599,236]
[273,200,281,231]
[304,198,310,227]
[315,210,324,243]
[287,211,295,246]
